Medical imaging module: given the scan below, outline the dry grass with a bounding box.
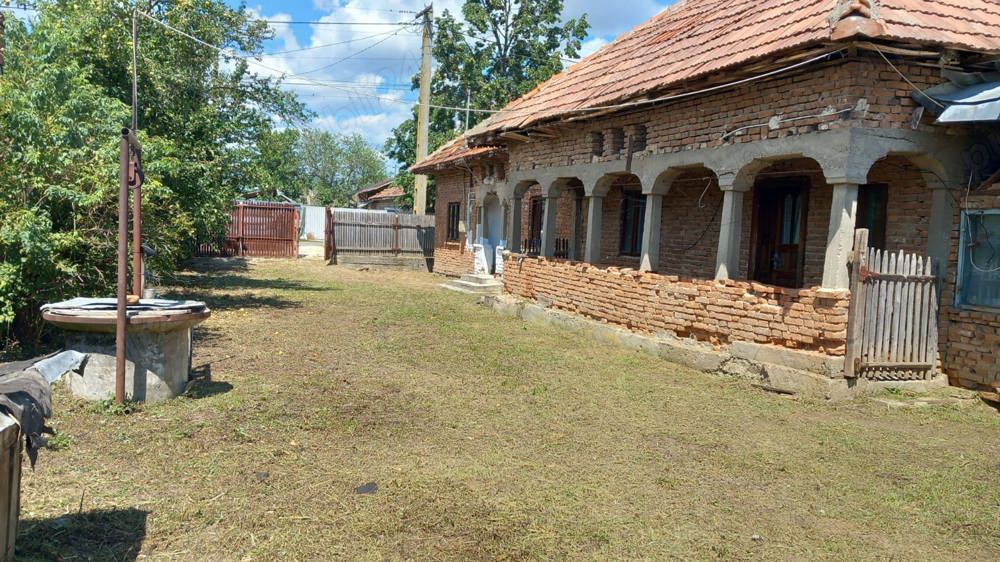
[17,258,1000,561]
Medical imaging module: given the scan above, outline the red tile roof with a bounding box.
[369,185,404,200]
[410,135,505,173]
[465,0,1000,137]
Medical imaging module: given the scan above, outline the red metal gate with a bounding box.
[197,202,300,258]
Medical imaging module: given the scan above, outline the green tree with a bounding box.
[0,0,307,354]
[298,130,387,207]
[385,0,588,205]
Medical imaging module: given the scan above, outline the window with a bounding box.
[957,210,1000,308]
[629,124,647,152]
[527,197,544,253]
[620,191,646,256]
[446,202,461,241]
[857,183,888,250]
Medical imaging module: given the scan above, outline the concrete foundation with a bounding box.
[488,294,946,401]
[331,253,433,271]
[61,327,194,403]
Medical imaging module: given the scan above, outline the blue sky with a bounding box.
[227,0,676,148]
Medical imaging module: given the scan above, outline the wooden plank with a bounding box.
[845,229,869,378]
[928,258,940,379]
[901,252,914,363]
[914,256,926,365]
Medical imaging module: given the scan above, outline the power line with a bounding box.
[258,20,416,26]
[296,25,413,76]
[262,29,413,55]
[139,10,846,123]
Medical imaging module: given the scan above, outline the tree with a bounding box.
[298,130,387,207]
[385,0,588,206]
[0,0,307,355]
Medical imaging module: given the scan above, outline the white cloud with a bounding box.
[249,1,672,148]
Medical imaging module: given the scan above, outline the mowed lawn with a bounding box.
[17,259,1000,561]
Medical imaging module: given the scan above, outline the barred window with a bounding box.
[447,202,461,241]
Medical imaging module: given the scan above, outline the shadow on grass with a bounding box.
[185,364,233,399]
[167,291,304,313]
[17,508,148,561]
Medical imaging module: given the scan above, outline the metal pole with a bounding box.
[130,9,143,298]
[116,129,130,404]
[413,4,433,215]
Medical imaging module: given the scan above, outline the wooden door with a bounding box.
[751,178,809,288]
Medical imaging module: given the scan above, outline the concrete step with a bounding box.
[458,274,499,286]
[441,278,503,295]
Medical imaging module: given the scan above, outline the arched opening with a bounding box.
[594,174,644,267]
[657,167,722,278]
[864,155,935,253]
[743,157,828,288]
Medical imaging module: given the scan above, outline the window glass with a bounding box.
[780,192,801,245]
[959,210,1000,308]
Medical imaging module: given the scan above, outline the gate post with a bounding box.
[844,228,869,378]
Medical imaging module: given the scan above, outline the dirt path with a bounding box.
[17,259,1000,561]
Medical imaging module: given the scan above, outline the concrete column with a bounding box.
[569,192,583,261]
[509,197,522,253]
[584,195,604,264]
[640,194,663,272]
[822,183,860,289]
[715,187,746,280]
[540,195,559,258]
[926,185,954,278]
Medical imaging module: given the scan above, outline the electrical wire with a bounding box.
[296,25,412,76]
[873,45,945,109]
[263,29,412,55]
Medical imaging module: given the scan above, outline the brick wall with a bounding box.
[506,55,943,173]
[940,188,1000,389]
[503,257,850,355]
[868,155,932,253]
[433,169,475,277]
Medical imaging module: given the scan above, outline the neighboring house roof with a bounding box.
[410,135,506,174]
[464,0,1000,137]
[368,185,404,201]
[354,179,395,198]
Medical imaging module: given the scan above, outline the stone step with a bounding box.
[441,279,503,295]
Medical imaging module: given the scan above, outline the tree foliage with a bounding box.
[296,130,387,207]
[0,0,308,354]
[384,0,588,205]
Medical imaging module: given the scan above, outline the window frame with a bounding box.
[619,190,646,257]
[956,208,1000,310]
[446,202,461,242]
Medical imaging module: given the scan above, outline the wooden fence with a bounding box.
[0,414,21,561]
[846,229,939,380]
[196,202,300,258]
[324,208,434,264]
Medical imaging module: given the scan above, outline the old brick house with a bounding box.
[413,0,1000,396]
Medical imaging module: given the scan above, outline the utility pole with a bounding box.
[414,4,433,215]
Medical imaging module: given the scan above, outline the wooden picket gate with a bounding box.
[845,229,939,380]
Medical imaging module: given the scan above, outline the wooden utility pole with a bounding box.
[413,4,433,215]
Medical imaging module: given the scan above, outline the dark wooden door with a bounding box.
[752,178,809,288]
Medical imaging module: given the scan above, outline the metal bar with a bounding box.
[116,131,130,403]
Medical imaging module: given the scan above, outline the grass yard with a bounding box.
[17,259,1000,561]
